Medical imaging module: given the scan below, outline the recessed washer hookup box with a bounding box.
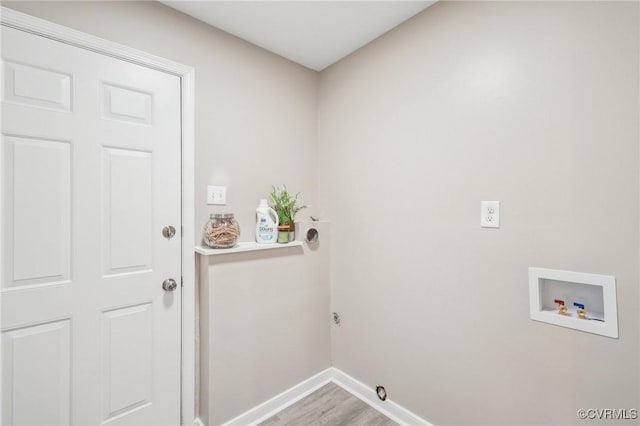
[528,267,618,338]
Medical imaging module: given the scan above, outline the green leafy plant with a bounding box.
[269,185,307,224]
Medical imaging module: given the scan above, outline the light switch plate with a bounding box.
[481,201,500,228]
[207,186,227,205]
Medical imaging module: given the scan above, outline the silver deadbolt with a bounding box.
[162,226,176,239]
[162,278,177,292]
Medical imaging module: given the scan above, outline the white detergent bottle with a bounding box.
[255,199,279,243]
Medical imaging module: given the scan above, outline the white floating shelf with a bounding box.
[195,241,303,256]
[528,267,618,338]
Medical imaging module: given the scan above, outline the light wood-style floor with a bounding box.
[258,382,398,426]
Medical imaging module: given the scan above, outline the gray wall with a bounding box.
[4,1,639,425]
[199,221,330,424]
[319,2,639,425]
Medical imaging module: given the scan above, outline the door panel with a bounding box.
[102,303,153,422]
[101,83,153,125]
[2,60,73,112]
[2,320,71,426]
[103,147,153,275]
[3,135,71,287]
[1,25,181,426]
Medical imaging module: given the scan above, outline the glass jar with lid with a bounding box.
[203,213,240,248]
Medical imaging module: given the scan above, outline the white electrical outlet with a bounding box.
[207,186,227,205]
[481,201,500,228]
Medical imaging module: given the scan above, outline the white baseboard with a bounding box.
[331,367,433,426]
[197,367,433,426]
[220,367,334,426]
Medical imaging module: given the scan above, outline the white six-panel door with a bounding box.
[1,26,182,426]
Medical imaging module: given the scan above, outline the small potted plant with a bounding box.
[269,185,307,243]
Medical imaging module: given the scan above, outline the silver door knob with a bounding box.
[162,225,176,239]
[162,278,177,291]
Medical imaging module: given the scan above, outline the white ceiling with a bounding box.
[160,1,436,71]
